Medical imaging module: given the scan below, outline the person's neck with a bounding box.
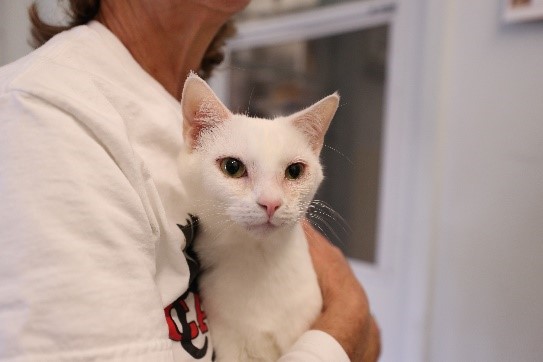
[97,1,228,100]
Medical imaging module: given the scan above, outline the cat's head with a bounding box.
[179,73,338,240]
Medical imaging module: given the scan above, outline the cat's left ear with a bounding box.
[289,93,339,154]
[181,72,232,148]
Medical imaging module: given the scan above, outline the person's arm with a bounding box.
[0,91,174,361]
[293,221,381,362]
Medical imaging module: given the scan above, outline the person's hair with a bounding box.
[28,0,236,79]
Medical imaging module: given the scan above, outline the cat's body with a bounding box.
[178,74,339,362]
[193,224,320,361]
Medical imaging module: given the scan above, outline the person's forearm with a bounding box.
[303,221,381,361]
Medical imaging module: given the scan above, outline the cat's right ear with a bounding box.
[289,93,340,154]
[181,72,232,149]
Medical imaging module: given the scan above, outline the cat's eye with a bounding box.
[220,158,247,178]
[285,163,304,180]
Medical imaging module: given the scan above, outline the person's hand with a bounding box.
[303,221,381,362]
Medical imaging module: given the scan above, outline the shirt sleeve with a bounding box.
[0,91,174,361]
[278,330,350,362]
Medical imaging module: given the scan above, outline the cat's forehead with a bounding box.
[203,114,315,162]
[236,115,308,151]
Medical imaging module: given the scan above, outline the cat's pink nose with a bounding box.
[257,198,282,218]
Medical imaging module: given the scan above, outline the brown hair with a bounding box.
[28,0,235,79]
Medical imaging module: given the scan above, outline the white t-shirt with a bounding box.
[0,21,349,362]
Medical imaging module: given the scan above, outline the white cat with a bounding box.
[178,73,339,362]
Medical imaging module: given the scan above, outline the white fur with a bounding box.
[178,74,338,362]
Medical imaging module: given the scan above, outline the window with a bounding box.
[211,0,395,262]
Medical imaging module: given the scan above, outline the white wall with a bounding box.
[426,0,543,361]
[0,0,62,66]
[0,0,34,65]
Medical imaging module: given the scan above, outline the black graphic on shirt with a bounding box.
[165,291,209,359]
[178,214,201,289]
[164,214,209,359]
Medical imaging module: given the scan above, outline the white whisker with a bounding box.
[323,144,354,166]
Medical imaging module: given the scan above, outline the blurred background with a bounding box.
[1,0,542,361]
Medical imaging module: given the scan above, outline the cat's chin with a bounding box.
[243,221,290,239]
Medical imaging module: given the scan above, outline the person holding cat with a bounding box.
[0,0,380,361]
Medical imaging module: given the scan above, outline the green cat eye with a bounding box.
[220,158,247,178]
[286,163,304,180]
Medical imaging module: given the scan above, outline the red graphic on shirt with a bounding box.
[165,291,209,359]
[194,293,208,333]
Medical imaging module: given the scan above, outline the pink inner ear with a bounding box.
[186,98,231,149]
[185,109,210,149]
[182,73,232,149]
[188,121,205,149]
[293,115,325,152]
[290,93,339,154]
